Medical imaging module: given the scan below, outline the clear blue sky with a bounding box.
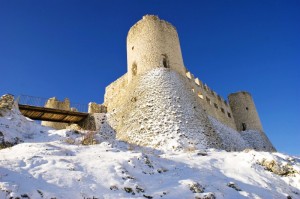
[0,1,299,155]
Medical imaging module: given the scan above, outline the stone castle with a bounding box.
[42,15,276,151]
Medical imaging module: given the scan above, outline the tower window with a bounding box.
[132,46,134,50]
[227,112,231,118]
[242,123,247,131]
[132,62,137,76]
[161,54,169,68]
[246,107,249,111]
[221,108,225,113]
[214,103,218,109]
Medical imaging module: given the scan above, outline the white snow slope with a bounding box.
[0,105,299,199]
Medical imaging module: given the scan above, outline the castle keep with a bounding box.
[42,15,275,152]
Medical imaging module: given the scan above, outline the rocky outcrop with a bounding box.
[0,94,14,111]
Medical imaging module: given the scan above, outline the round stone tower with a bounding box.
[228,91,263,132]
[127,15,186,82]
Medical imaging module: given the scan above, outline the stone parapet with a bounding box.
[88,102,107,114]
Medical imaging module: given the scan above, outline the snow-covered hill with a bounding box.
[0,101,299,199]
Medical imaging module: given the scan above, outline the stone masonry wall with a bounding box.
[41,97,70,129]
[104,68,223,151]
[184,71,237,130]
[228,92,263,132]
[88,102,107,114]
[127,15,186,83]
[125,15,236,130]
[104,73,128,112]
[79,113,106,131]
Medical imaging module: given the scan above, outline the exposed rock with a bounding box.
[227,182,242,191]
[189,182,205,193]
[81,131,98,145]
[195,192,216,199]
[109,185,118,191]
[0,94,14,111]
[143,194,153,199]
[259,158,298,176]
[124,187,134,194]
[66,124,82,131]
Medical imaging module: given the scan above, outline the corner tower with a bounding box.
[228,91,263,132]
[127,15,186,82]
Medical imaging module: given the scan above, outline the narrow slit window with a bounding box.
[214,103,218,109]
[242,123,247,131]
[161,54,169,68]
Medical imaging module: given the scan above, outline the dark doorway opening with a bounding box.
[242,123,247,131]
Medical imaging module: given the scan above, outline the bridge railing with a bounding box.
[17,95,88,113]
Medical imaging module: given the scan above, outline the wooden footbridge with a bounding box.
[18,95,89,123]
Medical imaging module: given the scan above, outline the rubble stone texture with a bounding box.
[41,97,70,129]
[0,94,14,110]
[88,102,107,114]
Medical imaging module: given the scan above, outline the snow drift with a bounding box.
[0,96,299,199]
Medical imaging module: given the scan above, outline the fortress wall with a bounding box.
[88,102,107,114]
[228,91,263,132]
[104,73,128,112]
[228,92,275,151]
[184,71,237,130]
[127,15,186,82]
[41,97,70,129]
[104,68,223,151]
[79,113,106,131]
[101,15,275,152]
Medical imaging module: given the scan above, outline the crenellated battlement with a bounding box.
[184,70,236,129]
